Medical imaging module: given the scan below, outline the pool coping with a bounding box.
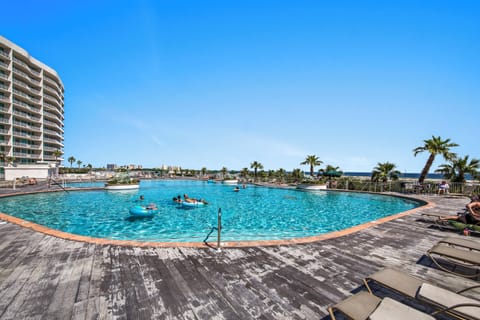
[0,189,434,248]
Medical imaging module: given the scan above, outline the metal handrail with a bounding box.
[217,208,222,252]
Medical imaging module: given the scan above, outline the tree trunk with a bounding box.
[418,154,435,183]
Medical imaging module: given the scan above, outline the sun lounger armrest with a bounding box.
[431,303,480,317]
[456,284,480,294]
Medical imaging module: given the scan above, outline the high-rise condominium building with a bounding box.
[0,35,64,166]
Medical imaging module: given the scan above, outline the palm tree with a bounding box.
[371,162,401,182]
[435,155,480,183]
[240,167,249,179]
[201,167,207,177]
[6,156,15,166]
[413,136,458,183]
[220,166,228,179]
[53,149,63,165]
[250,161,263,182]
[300,155,322,177]
[276,168,286,182]
[68,156,76,168]
[290,168,304,182]
[76,160,82,168]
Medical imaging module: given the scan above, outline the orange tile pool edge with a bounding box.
[0,192,434,248]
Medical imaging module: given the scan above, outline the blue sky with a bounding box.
[2,0,479,172]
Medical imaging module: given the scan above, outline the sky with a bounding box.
[2,0,479,172]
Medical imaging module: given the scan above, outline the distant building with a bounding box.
[0,36,65,179]
[106,164,117,170]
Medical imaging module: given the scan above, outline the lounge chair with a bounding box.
[427,243,480,278]
[363,268,480,320]
[437,236,480,252]
[327,291,435,320]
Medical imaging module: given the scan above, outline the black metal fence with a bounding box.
[326,180,480,196]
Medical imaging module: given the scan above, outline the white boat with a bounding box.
[105,184,140,190]
[296,184,327,190]
[222,179,239,185]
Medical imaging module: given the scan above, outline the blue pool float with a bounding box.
[129,205,158,217]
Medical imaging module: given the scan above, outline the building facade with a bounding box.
[0,36,64,168]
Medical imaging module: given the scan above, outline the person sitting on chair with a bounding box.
[438,181,449,195]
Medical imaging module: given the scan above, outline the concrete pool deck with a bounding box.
[0,192,479,319]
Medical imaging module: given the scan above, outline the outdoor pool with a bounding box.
[0,180,423,243]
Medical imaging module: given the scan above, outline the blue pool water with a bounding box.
[0,180,422,242]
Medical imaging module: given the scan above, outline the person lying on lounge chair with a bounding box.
[440,200,480,224]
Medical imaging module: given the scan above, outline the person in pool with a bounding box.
[146,203,157,210]
[183,194,197,203]
[173,196,182,203]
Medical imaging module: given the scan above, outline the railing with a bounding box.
[13,79,41,94]
[43,137,63,145]
[12,98,41,113]
[13,57,41,76]
[0,50,10,58]
[324,180,480,197]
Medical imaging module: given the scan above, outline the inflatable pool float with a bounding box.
[129,205,158,217]
[182,201,205,208]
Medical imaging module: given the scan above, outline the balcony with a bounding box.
[0,73,9,80]
[44,111,62,124]
[0,60,9,70]
[44,120,64,132]
[13,131,41,140]
[0,117,11,124]
[43,77,62,92]
[13,120,41,131]
[12,98,41,115]
[44,128,63,138]
[43,138,63,147]
[13,57,41,77]
[13,152,41,159]
[44,103,64,119]
[43,85,62,101]
[13,89,41,104]
[0,50,9,58]
[0,95,10,103]
[43,93,61,105]
[13,110,41,122]
[12,79,41,94]
[14,142,41,150]
[12,67,40,85]
[0,82,10,91]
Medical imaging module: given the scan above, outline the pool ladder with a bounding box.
[217,208,222,252]
[203,208,222,252]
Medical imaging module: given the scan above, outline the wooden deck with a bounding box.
[0,194,479,319]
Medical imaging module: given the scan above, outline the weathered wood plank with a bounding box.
[0,195,477,319]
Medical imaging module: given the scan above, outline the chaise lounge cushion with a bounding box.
[438,236,480,251]
[369,297,434,320]
[418,283,480,320]
[429,244,480,265]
